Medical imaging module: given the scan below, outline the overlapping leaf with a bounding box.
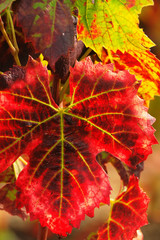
[102,49,160,106]
[75,0,154,59]
[0,57,156,235]
[15,0,74,69]
[97,176,150,240]
[0,0,15,13]
[0,166,27,219]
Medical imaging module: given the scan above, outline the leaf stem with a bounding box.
[59,77,69,103]
[6,9,19,53]
[79,47,92,61]
[37,224,48,240]
[0,15,21,66]
[52,74,61,105]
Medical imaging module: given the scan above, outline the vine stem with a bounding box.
[37,224,48,240]
[52,74,61,105]
[79,47,92,61]
[0,15,21,66]
[59,77,69,103]
[6,9,19,54]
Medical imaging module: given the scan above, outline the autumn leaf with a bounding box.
[0,166,27,219]
[0,57,111,236]
[69,58,157,167]
[75,0,154,59]
[0,0,15,13]
[15,0,74,69]
[97,176,150,240]
[102,49,160,106]
[0,57,156,235]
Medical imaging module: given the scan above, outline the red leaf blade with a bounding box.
[69,58,157,167]
[0,57,156,236]
[0,58,111,236]
[98,176,150,240]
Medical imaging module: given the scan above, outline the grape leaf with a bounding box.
[15,0,74,69]
[102,49,160,106]
[0,166,27,219]
[0,0,15,13]
[97,176,150,240]
[69,58,157,167]
[0,57,156,235]
[75,0,154,59]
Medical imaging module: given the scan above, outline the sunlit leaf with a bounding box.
[15,0,74,69]
[102,49,160,106]
[75,0,154,59]
[0,57,156,235]
[97,176,149,240]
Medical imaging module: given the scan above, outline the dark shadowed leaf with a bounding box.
[0,57,156,235]
[15,0,74,69]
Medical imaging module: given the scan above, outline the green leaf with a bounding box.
[0,0,15,14]
[76,0,154,58]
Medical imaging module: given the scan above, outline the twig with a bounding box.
[37,224,48,240]
[6,9,19,53]
[0,16,21,66]
[52,74,61,105]
[59,77,69,103]
[79,47,92,61]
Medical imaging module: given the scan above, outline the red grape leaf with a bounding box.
[0,166,27,219]
[15,0,74,69]
[69,58,157,167]
[102,49,160,106]
[97,176,150,240]
[0,57,156,235]
[0,0,15,13]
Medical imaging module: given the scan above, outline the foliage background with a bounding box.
[0,1,160,240]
